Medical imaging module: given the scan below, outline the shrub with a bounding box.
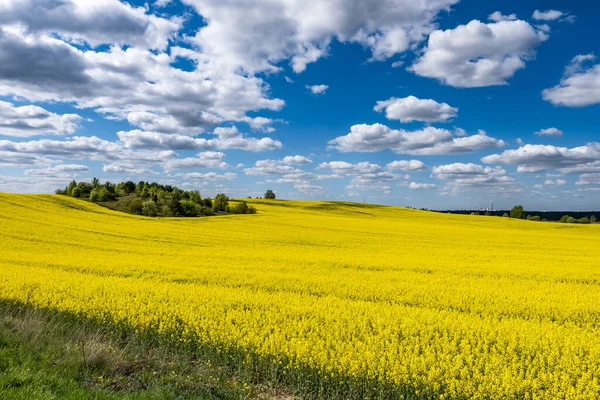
[510,205,524,219]
[591,215,597,224]
[567,217,576,224]
[530,216,541,221]
[195,205,215,216]
[180,200,198,217]
[578,217,590,224]
[503,213,509,218]
[213,193,229,212]
[128,198,143,215]
[142,201,158,217]
[559,215,572,223]
[230,201,249,214]
[90,187,116,203]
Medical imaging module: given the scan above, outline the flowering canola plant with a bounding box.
[1,193,600,398]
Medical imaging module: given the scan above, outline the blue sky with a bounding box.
[0,0,599,210]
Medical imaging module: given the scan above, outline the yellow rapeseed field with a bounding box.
[1,193,600,398]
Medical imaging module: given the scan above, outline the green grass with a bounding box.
[0,301,292,399]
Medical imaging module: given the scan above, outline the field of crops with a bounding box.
[1,193,600,398]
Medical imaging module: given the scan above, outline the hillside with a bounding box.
[2,193,600,398]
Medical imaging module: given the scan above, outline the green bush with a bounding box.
[128,198,144,215]
[213,193,229,212]
[578,217,590,224]
[180,200,198,217]
[567,217,576,224]
[560,215,572,223]
[142,201,158,217]
[530,216,541,221]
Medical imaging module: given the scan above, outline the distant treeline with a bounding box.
[56,179,256,217]
[432,208,598,223]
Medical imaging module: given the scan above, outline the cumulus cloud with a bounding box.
[24,164,89,177]
[0,0,180,50]
[306,84,329,95]
[542,54,600,107]
[318,161,407,195]
[409,182,437,190]
[482,143,600,173]
[544,179,566,186]
[386,160,427,172]
[488,12,517,22]
[182,0,459,73]
[282,155,313,165]
[411,19,547,87]
[177,172,238,182]
[0,100,82,137]
[576,173,600,186]
[535,127,563,137]
[532,10,565,21]
[329,124,504,155]
[164,152,229,171]
[374,96,458,123]
[117,128,282,152]
[432,163,514,194]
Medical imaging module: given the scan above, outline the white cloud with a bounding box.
[544,179,566,186]
[282,155,313,165]
[24,164,88,177]
[182,0,459,73]
[409,182,437,190]
[329,124,505,155]
[318,161,405,194]
[374,96,458,123]
[576,173,600,186]
[488,12,517,22]
[0,100,82,137]
[432,162,515,194]
[306,84,329,95]
[542,54,600,107]
[177,172,238,181]
[411,19,547,87]
[0,0,180,50]
[164,152,229,171]
[482,143,600,173]
[386,160,427,172]
[117,128,282,152]
[532,10,564,21]
[535,127,563,137]
[391,61,404,68]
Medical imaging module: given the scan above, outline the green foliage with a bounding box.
[180,200,198,217]
[530,216,542,221]
[57,180,255,218]
[264,189,276,199]
[578,217,590,224]
[128,198,144,215]
[567,217,576,224]
[591,215,597,224]
[141,201,158,217]
[510,205,524,219]
[213,193,229,212]
[503,213,509,218]
[560,215,572,223]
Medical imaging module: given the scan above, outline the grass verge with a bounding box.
[0,300,293,399]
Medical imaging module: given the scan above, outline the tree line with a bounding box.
[56,179,256,217]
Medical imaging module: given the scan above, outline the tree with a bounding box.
[591,215,597,224]
[503,213,509,218]
[530,216,541,221]
[180,200,198,217]
[231,201,249,214]
[578,217,590,224]
[213,193,229,212]
[567,217,576,224]
[122,181,136,195]
[168,190,182,216]
[142,200,158,217]
[510,205,524,219]
[188,190,202,204]
[560,215,572,223]
[92,177,100,188]
[265,190,276,199]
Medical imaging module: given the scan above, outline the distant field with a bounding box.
[2,193,600,398]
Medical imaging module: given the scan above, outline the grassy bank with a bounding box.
[0,301,291,399]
